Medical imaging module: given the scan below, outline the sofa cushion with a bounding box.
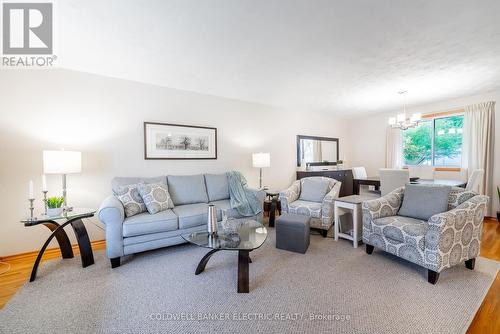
[398,184,451,221]
[372,215,427,250]
[299,178,330,203]
[138,182,174,214]
[288,200,322,218]
[204,173,230,202]
[172,203,209,229]
[112,176,166,190]
[167,174,209,206]
[122,209,178,237]
[113,183,147,218]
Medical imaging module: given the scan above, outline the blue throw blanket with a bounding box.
[228,171,262,217]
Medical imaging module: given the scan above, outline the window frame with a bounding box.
[402,111,464,171]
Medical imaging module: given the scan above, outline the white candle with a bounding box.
[42,175,47,192]
[29,180,34,199]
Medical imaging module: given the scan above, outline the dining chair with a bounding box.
[408,166,434,180]
[353,167,380,197]
[379,169,410,196]
[465,169,484,192]
[352,167,368,179]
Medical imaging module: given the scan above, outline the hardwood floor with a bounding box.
[467,218,500,334]
[0,220,498,332]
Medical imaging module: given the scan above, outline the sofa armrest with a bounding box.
[424,195,488,272]
[98,196,125,258]
[321,181,342,225]
[279,180,301,213]
[362,187,404,221]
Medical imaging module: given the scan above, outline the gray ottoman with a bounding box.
[275,213,310,254]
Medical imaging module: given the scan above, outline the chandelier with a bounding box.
[388,91,421,130]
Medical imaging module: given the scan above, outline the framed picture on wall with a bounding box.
[144,122,217,160]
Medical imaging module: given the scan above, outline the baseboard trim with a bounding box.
[0,240,106,262]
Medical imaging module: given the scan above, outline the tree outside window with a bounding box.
[403,115,463,167]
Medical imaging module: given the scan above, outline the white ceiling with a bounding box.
[57,0,500,116]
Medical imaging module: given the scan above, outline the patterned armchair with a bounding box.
[362,187,488,284]
[279,177,341,236]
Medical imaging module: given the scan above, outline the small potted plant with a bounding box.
[47,196,64,216]
[497,186,500,222]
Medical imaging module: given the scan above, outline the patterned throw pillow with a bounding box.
[448,187,478,210]
[137,182,174,214]
[113,184,146,217]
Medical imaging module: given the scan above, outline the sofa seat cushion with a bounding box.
[205,173,230,202]
[372,216,427,250]
[173,203,209,229]
[288,200,322,218]
[123,209,178,237]
[167,174,209,206]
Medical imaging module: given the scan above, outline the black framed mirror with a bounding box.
[296,135,339,167]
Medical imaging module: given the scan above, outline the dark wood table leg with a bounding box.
[353,180,360,195]
[195,249,220,275]
[269,198,277,228]
[30,221,74,282]
[238,250,250,293]
[70,218,94,268]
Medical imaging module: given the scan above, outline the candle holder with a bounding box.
[27,198,37,223]
[42,190,48,215]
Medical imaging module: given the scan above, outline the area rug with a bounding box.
[0,230,498,334]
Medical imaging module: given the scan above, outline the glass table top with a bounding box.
[182,219,268,251]
[21,208,96,224]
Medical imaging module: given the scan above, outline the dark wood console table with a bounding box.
[296,169,354,197]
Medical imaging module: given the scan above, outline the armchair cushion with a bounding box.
[299,178,330,202]
[288,200,322,218]
[372,216,427,250]
[398,184,451,220]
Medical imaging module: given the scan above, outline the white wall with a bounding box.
[347,90,500,215]
[0,69,349,256]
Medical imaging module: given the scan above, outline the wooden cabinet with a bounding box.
[296,169,353,197]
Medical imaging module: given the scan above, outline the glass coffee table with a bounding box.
[182,219,267,293]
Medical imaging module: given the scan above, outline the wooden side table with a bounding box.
[264,190,281,228]
[334,195,373,248]
[20,208,96,282]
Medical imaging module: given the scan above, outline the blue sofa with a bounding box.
[98,173,265,268]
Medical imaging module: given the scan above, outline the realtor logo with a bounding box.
[2,2,53,54]
[2,2,55,67]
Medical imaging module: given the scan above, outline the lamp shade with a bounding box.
[252,152,270,168]
[43,150,82,174]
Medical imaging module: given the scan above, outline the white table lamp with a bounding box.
[43,150,81,211]
[252,152,270,189]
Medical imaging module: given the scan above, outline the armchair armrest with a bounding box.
[321,181,342,225]
[424,195,488,272]
[362,187,404,220]
[98,196,125,258]
[279,180,300,213]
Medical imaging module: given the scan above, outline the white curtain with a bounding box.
[461,101,495,212]
[386,127,403,168]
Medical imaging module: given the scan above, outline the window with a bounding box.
[403,114,463,167]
